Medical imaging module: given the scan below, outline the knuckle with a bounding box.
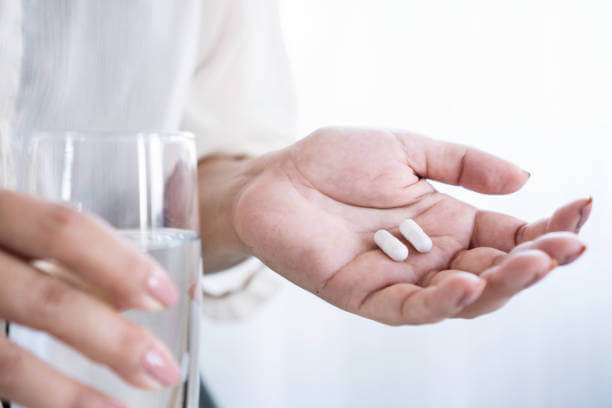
[117,323,150,361]
[46,203,83,232]
[70,387,108,408]
[111,253,151,307]
[111,323,151,374]
[26,277,75,320]
[39,203,86,252]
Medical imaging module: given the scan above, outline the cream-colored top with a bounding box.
[0,0,295,320]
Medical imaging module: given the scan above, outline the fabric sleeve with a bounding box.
[181,0,296,320]
[0,0,23,190]
[181,0,296,159]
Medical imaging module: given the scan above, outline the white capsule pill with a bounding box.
[399,219,433,253]
[374,229,408,261]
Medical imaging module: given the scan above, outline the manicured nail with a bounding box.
[453,274,485,309]
[142,347,181,388]
[576,197,593,231]
[455,288,481,309]
[144,267,179,310]
[563,245,587,265]
[548,258,558,271]
[523,258,557,289]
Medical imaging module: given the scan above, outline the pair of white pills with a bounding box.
[374,219,432,261]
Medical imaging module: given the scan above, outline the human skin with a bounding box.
[0,191,183,408]
[199,126,591,324]
[0,127,592,407]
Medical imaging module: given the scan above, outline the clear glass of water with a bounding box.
[9,130,201,408]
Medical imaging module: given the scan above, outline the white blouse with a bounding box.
[0,0,296,320]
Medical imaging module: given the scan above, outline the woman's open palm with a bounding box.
[235,127,591,324]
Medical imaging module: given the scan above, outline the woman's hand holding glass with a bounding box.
[0,190,181,408]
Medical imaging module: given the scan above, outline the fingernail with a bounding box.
[563,245,587,265]
[576,197,593,231]
[523,170,531,179]
[523,259,556,289]
[144,267,179,310]
[456,288,481,309]
[142,347,181,388]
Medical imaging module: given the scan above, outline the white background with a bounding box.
[200,1,612,407]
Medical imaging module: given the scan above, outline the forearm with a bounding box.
[197,156,255,273]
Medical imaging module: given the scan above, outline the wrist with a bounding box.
[197,155,256,273]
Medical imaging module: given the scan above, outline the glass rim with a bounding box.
[31,129,195,141]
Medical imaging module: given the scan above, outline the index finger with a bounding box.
[394,131,530,194]
[0,190,178,311]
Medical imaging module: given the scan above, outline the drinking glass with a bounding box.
[8,130,201,408]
